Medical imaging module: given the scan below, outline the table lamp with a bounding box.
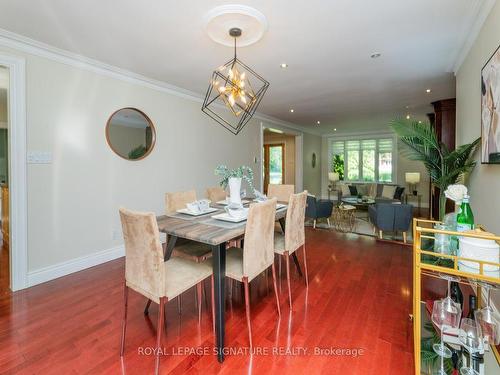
[405,172,420,195]
[328,172,339,189]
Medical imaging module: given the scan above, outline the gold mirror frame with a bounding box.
[105,107,156,161]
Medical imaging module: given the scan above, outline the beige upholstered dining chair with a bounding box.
[165,190,212,263]
[119,208,213,375]
[205,186,226,203]
[225,198,280,347]
[267,184,295,203]
[274,191,308,309]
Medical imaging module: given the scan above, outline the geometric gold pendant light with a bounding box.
[202,27,269,135]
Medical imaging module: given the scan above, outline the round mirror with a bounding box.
[105,108,156,160]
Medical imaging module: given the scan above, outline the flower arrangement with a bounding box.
[444,184,468,205]
[214,165,254,192]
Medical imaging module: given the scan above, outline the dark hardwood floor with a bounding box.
[0,228,414,374]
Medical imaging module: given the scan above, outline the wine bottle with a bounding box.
[467,295,477,319]
[456,195,474,232]
[450,281,464,310]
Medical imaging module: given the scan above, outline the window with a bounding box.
[330,137,394,182]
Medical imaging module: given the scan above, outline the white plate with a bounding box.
[176,207,219,216]
[216,199,250,205]
[212,212,248,223]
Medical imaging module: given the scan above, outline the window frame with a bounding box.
[328,134,397,183]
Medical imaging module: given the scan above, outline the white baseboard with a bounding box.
[27,245,124,287]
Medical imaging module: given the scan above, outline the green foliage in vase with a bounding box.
[215,165,254,192]
[332,154,345,180]
[390,119,480,219]
[128,145,147,160]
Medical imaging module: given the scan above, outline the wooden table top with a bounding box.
[157,202,287,246]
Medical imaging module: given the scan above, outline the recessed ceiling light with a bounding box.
[334,128,337,131]
[290,109,294,113]
[317,121,321,125]
[405,105,410,109]
[426,89,431,93]
[370,52,382,59]
[406,114,411,120]
[280,63,288,68]
[418,120,422,124]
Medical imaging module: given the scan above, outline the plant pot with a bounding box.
[228,177,242,205]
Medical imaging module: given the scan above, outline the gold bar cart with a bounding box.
[412,218,500,374]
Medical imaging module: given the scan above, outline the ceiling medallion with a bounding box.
[202,27,269,135]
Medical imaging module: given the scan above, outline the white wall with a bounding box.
[0,44,314,278]
[456,0,500,234]
[303,132,322,196]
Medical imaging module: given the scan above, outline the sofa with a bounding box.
[337,182,405,204]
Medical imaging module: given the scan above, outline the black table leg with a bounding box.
[278,218,303,277]
[163,235,177,261]
[212,243,226,362]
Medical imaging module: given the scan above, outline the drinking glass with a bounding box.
[459,318,481,375]
[474,283,500,345]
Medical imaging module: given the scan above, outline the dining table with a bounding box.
[156,199,302,363]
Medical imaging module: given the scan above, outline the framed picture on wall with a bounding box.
[481,44,500,164]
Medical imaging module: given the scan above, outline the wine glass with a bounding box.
[432,298,462,375]
[474,283,500,345]
[459,318,481,375]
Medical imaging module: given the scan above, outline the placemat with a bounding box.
[200,217,247,229]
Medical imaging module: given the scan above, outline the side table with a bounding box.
[331,205,356,233]
[404,193,421,216]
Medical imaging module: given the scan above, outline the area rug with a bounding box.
[305,212,413,244]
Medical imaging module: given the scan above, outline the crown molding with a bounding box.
[0,28,319,135]
[449,0,497,74]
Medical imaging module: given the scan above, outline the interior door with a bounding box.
[263,143,284,194]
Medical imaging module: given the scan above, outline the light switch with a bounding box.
[27,151,52,164]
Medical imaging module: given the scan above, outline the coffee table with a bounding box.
[341,197,375,221]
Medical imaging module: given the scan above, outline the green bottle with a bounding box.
[456,195,474,232]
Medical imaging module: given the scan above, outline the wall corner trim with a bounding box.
[0,27,318,135]
[450,0,497,74]
[27,245,125,287]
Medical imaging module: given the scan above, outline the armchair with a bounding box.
[368,203,413,243]
[305,195,334,229]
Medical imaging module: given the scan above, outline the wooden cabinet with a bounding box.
[1,185,8,245]
[429,98,456,219]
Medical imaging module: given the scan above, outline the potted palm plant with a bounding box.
[390,119,480,220]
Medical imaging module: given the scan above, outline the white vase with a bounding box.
[228,177,242,205]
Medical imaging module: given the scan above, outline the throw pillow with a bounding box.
[367,183,377,198]
[340,183,351,197]
[348,185,358,196]
[357,185,367,196]
[394,186,405,200]
[381,185,397,199]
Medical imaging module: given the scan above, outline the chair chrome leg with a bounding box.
[378,230,383,239]
[285,252,292,310]
[303,244,309,288]
[327,218,331,227]
[271,263,281,317]
[243,277,253,348]
[144,299,152,316]
[197,282,202,324]
[313,220,316,229]
[120,284,128,356]
[403,231,407,244]
[155,297,167,375]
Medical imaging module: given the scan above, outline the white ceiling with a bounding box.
[0,0,493,133]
